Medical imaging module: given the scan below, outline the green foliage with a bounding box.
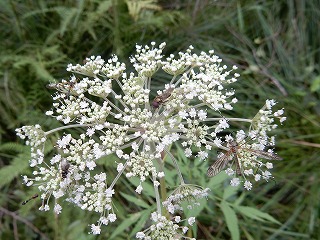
[220,201,240,240]
[0,148,29,188]
[111,209,153,239]
[0,0,319,239]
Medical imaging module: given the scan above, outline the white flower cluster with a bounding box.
[163,185,210,213]
[16,124,46,167]
[16,42,284,236]
[251,99,286,137]
[136,212,196,240]
[223,133,280,191]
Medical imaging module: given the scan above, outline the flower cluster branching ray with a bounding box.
[16,42,285,237]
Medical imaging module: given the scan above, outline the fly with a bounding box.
[46,80,76,97]
[152,87,174,108]
[60,159,70,179]
[207,139,282,177]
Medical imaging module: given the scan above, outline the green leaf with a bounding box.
[96,153,119,167]
[0,153,29,188]
[130,208,154,238]
[207,172,229,188]
[220,201,240,240]
[127,177,155,198]
[13,55,53,80]
[233,192,245,206]
[96,0,113,15]
[183,197,207,218]
[235,206,281,224]
[56,7,79,36]
[310,75,320,92]
[0,142,25,153]
[120,192,150,209]
[237,2,244,33]
[223,185,239,200]
[110,212,142,239]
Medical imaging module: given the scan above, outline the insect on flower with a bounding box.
[60,159,70,179]
[46,80,76,97]
[207,139,282,177]
[152,87,174,108]
[22,193,39,205]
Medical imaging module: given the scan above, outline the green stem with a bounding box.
[158,151,167,203]
[164,148,185,184]
[149,142,165,215]
[204,117,252,123]
[109,161,127,189]
[45,124,92,135]
[152,173,162,215]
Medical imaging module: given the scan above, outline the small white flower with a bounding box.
[255,174,261,181]
[50,154,61,164]
[90,224,101,235]
[63,116,71,124]
[53,189,64,198]
[117,163,124,172]
[244,169,253,175]
[86,128,95,137]
[280,117,286,123]
[108,213,117,222]
[189,108,197,118]
[54,204,62,214]
[136,184,143,194]
[266,99,276,109]
[185,148,192,157]
[244,180,252,190]
[178,110,188,119]
[230,178,240,187]
[57,134,72,148]
[154,181,160,187]
[188,217,196,225]
[116,150,123,158]
[86,161,96,170]
[45,110,53,115]
[262,170,272,180]
[197,151,208,160]
[182,226,189,233]
[136,232,145,239]
[219,119,229,129]
[266,162,273,169]
[274,109,284,116]
[198,109,207,120]
[105,188,115,197]
[164,203,174,213]
[99,217,109,225]
[225,168,234,176]
[26,180,33,186]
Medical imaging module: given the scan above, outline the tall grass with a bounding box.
[0,0,319,239]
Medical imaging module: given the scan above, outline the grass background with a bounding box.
[0,0,319,239]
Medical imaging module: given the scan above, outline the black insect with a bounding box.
[60,159,70,179]
[22,194,39,205]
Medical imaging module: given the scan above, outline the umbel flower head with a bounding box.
[16,42,285,236]
[136,212,196,240]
